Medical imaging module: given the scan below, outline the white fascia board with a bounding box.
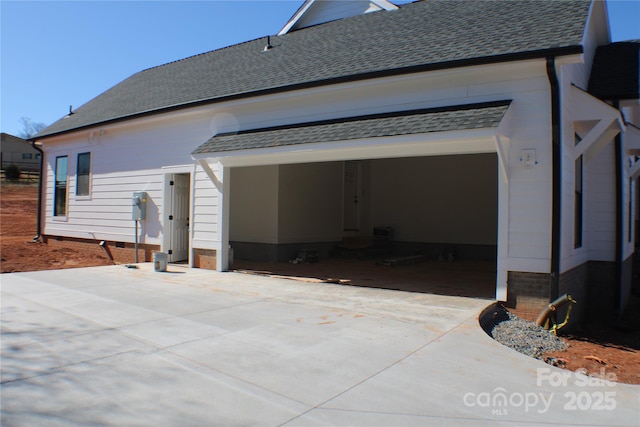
[192,128,498,168]
[555,54,584,67]
[278,0,398,35]
[278,0,314,35]
[370,0,399,11]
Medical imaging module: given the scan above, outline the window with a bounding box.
[574,155,583,248]
[22,153,33,160]
[35,153,41,160]
[54,156,68,216]
[76,152,91,196]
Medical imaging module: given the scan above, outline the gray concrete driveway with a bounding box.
[1,265,638,426]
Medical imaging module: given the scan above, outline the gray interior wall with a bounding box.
[369,154,498,245]
[278,162,344,243]
[230,165,279,244]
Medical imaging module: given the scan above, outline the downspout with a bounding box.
[31,140,44,242]
[613,100,623,318]
[546,56,561,302]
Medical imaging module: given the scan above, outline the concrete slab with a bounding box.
[1,264,638,426]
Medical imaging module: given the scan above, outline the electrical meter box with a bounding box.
[131,192,147,221]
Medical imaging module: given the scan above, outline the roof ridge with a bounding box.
[140,0,423,73]
[35,0,591,140]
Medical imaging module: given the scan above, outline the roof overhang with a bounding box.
[193,101,512,167]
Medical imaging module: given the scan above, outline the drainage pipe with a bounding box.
[134,220,139,263]
[546,56,562,302]
[535,293,577,330]
[31,141,44,242]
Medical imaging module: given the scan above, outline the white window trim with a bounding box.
[75,151,92,201]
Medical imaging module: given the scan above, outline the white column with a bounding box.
[495,154,509,302]
[216,163,231,271]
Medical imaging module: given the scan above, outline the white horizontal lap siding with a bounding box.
[218,61,546,136]
[46,168,165,243]
[585,143,616,262]
[191,167,219,250]
[41,112,215,245]
[294,1,382,30]
[565,0,610,91]
[502,88,553,265]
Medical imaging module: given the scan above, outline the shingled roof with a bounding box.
[588,40,640,101]
[192,101,511,155]
[36,0,590,139]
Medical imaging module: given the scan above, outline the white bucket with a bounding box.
[153,252,167,272]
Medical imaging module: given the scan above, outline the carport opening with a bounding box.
[229,153,497,299]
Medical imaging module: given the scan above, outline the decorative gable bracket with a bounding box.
[570,85,624,163]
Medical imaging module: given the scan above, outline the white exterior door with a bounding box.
[168,173,190,262]
[343,161,361,230]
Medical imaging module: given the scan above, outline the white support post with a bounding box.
[494,135,509,183]
[495,152,509,302]
[217,164,231,272]
[197,158,230,271]
[198,159,222,190]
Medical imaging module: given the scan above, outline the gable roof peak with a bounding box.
[278,0,399,35]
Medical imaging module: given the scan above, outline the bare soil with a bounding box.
[2,184,639,384]
[0,184,113,272]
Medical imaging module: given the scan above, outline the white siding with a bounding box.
[42,111,218,248]
[585,144,616,262]
[40,59,563,281]
[291,0,389,30]
[558,0,616,273]
[191,167,219,250]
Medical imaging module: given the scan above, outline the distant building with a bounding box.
[1,132,41,171]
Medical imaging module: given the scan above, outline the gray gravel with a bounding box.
[492,312,568,359]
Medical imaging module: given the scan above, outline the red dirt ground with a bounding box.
[1,183,639,384]
[0,184,113,273]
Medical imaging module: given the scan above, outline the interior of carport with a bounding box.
[228,153,498,299]
[192,101,512,299]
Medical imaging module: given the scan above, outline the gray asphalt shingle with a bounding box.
[192,101,511,155]
[36,0,590,139]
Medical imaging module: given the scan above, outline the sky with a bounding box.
[1,0,639,138]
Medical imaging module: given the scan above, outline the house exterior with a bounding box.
[1,132,41,171]
[32,0,640,319]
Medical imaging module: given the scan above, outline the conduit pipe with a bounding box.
[546,56,561,302]
[31,141,44,242]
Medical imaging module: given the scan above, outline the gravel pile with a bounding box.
[491,312,567,359]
